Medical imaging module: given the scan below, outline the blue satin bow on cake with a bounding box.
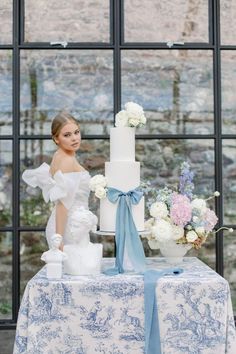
[105,187,146,275]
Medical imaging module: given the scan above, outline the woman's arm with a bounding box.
[51,153,74,250]
[55,201,68,250]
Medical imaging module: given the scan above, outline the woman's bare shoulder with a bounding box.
[50,152,74,175]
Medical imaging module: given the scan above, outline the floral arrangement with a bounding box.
[144,162,233,250]
[89,174,107,199]
[115,102,146,128]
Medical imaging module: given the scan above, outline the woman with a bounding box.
[22,112,95,251]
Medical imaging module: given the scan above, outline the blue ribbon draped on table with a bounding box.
[104,187,146,275]
[103,187,183,353]
[144,268,183,354]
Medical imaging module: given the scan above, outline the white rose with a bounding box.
[125,101,144,116]
[151,219,173,242]
[89,174,107,191]
[172,225,184,240]
[148,239,160,250]
[150,202,168,218]
[128,116,141,127]
[123,102,147,127]
[186,230,198,243]
[115,110,128,127]
[191,198,207,214]
[95,186,107,199]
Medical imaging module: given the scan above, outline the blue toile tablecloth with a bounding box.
[14,257,236,354]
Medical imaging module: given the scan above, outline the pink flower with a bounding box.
[204,208,218,231]
[170,193,192,227]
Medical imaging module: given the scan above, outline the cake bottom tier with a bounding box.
[99,196,145,232]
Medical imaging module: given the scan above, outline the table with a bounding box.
[14,258,236,354]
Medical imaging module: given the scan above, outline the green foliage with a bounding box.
[21,194,52,226]
[0,209,11,227]
[0,302,11,315]
[30,242,46,254]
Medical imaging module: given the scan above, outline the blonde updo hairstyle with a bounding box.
[51,111,80,145]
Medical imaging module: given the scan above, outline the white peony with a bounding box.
[125,101,146,127]
[125,101,143,115]
[150,201,168,218]
[89,174,107,191]
[95,186,107,199]
[191,198,207,214]
[115,110,129,127]
[151,219,173,242]
[186,230,198,243]
[171,225,184,240]
[115,102,147,128]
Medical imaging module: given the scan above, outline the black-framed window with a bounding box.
[0,1,236,337]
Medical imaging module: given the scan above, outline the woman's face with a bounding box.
[55,122,81,153]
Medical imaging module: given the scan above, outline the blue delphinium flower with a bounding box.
[179,162,195,200]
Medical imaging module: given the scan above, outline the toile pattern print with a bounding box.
[14,258,236,354]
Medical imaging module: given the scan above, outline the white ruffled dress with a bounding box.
[22,162,91,247]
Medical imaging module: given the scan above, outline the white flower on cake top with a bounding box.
[115,102,146,127]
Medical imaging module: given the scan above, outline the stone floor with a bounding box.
[0,330,15,354]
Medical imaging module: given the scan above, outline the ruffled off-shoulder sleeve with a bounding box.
[22,162,79,210]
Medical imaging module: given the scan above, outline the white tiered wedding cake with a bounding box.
[89,102,147,235]
[100,126,145,232]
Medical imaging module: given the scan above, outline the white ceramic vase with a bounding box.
[159,239,192,264]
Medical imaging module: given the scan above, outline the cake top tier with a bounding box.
[110,127,135,162]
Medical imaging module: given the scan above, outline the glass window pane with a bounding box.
[0,1,12,44]
[124,0,209,43]
[24,0,110,43]
[0,330,15,354]
[220,0,236,45]
[20,232,48,297]
[20,139,55,227]
[0,232,12,320]
[20,50,113,135]
[222,139,236,224]
[0,50,12,135]
[224,230,236,314]
[138,138,216,265]
[0,140,12,227]
[122,50,214,134]
[221,51,236,134]
[20,139,110,227]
